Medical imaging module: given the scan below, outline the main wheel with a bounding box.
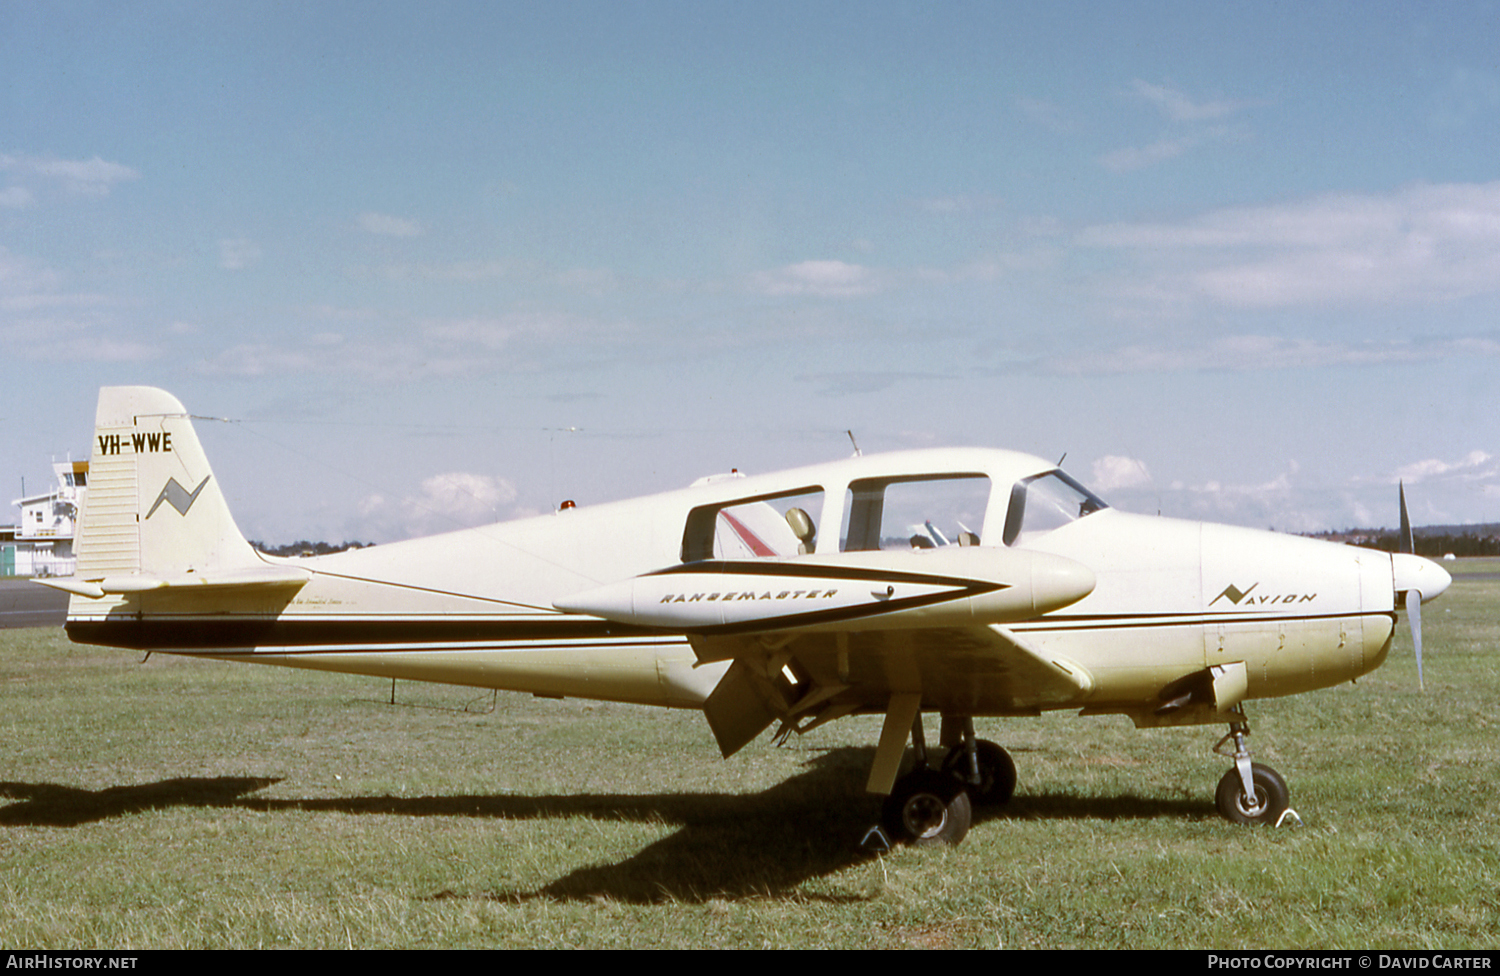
[940,739,1017,806]
[882,769,973,846]
[1215,763,1290,825]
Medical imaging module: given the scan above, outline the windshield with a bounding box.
[1002,471,1107,547]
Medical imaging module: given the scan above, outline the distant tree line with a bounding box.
[250,540,376,557]
[1305,529,1500,558]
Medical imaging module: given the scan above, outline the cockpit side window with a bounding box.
[840,474,990,552]
[680,487,825,562]
[1002,470,1108,547]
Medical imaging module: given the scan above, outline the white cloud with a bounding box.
[195,308,640,382]
[0,186,34,208]
[1129,80,1257,123]
[1042,334,1466,376]
[918,194,1004,214]
[1138,463,1316,531]
[358,211,423,237]
[1392,450,1495,486]
[423,311,632,352]
[1097,82,1258,172]
[21,335,158,362]
[0,246,62,295]
[0,246,150,360]
[373,259,527,282]
[0,153,139,197]
[218,238,261,271]
[409,472,517,524]
[796,370,948,396]
[1098,135,1202,173]
[199,343,318,376]
[751,260,881,298]
[1091,455,1152,491]
[356,472,520,539]
[1015,96,1075,134]
[1079,181,1500,309]
[1429,66,1500,131]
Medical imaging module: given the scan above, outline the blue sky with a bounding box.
[5,1,1500,543]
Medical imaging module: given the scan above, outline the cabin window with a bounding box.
[839,475,990,552]
[1002,470,1108,547]
[680,487,825,562]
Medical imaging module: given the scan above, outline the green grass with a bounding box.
[2,569,1498,948]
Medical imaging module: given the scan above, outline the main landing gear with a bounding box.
[881,715,1016,846]
[1213,716,1290,826]
[879,711,1292,844]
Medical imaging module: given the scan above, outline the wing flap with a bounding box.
[702,659,780,758]
[692,623,1094,749]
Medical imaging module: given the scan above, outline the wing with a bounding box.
[554,545,1099,793]
[693,623,1095,759]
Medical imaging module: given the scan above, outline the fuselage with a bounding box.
[64,443,1432,727]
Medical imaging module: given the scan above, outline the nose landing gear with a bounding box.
[1213,717,1290,825]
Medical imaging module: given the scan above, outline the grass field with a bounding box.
[2,563,1497,949]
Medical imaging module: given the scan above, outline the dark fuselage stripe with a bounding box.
[66,608,1395,652]
[64,617,676,650]
[1013,610,1396,633]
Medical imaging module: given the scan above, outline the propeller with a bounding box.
[1400,482,1422,693]
[1390,481,1453,692]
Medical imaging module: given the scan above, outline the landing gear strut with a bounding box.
[1213,716,1289,825]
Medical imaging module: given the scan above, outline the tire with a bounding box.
[882,769,973,846]
[1215,763,1290,825]
[940,739,1017,806]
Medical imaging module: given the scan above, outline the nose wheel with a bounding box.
[1215,762,1289,824]
[1213,717,1290,825]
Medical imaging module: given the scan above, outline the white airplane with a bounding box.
[43,386,1452,846]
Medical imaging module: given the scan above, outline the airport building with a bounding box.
[3,460,86,577]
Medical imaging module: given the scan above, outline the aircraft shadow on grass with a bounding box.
[0,746,1208,904]
[0,777,282,828]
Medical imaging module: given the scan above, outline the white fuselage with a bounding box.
[66,445,1410,727]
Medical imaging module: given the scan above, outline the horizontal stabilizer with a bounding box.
[39,566,310,600]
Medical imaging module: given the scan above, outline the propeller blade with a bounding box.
[1399,481,1414,554]
[1392,483,1446,693]
[1404,587,1425,692]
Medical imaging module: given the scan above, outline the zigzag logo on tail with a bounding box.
[146,476,211,519]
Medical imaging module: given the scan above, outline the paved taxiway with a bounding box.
[0,579,67,629]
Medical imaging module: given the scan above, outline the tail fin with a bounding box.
[51,387,306,600]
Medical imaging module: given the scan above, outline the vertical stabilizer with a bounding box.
[75,386,262,582]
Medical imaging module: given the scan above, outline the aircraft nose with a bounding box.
[1391,552,1452,603]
